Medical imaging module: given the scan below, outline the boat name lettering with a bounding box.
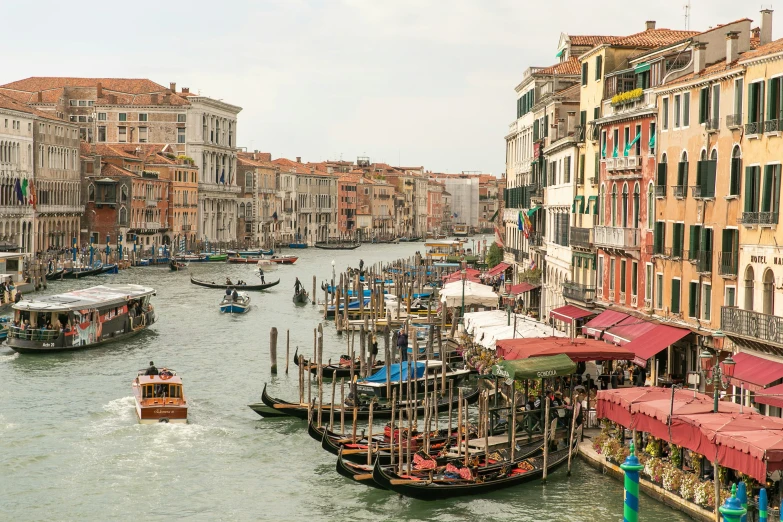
[42,342,54,348]
[153,409,174,414]
[536,370,558,377]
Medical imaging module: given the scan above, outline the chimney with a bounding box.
[151,93,159,105]
[36,91,42,103]
[693,42,707,74]
[182,87,189,94]
[96,82,103,99]
[726,31,740,64]
[761,9,774,46]
[296,156,301,163]
[645,20,656,31]
[170,82,177,93]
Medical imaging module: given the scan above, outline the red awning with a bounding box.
[624,324,691,368]
[496,336,634,362]
[485,262,510,277]
[549,305,595,324]
[603,316,658,345]
[582,310,629,337]
[754,383,783,409]
[507,282,539,296]
[443,268,481,284]
[729,352,783,392]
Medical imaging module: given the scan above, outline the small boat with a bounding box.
[325,297,371,318]
[293,288,309,305]
[190,276,280,291]
[169,260,188,271]
[269,256,298,265]
[220,292,251,314]
[174,254,207,262]
[132,368,187,424]
[227,257,262,264]
[227,249,273,257]
[0,317,10,341]
[288,243,308,249]
[294,348,384,379]
[314,243,360,251]
[204,254,227,262]
[398,236,423,242]
[355,361,471,399]
[46,268,65,279]
[256,259,277,269]
[62,264,104,279]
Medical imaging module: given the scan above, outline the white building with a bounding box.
[433,176,479,229]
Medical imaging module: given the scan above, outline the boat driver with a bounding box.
[145,361,159,376]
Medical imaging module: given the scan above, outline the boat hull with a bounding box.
[136,404,188,424]
[220,303,250,314]
[190,276,280,291]
[288,243,308,249]
[269,257,298,265]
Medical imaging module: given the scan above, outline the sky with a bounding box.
[2,1,780,175]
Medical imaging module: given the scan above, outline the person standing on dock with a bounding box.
[397,328,408,362]
[369,333,378,369]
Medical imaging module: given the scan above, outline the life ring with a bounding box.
[160,373,172,380]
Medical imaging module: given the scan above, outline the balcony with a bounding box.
[693,250,712,274]
[569,227,593,249]
[745,121,762,136]
[691,185,715,199]
[589,176,597,185]
[625,155,640,170]
[146,221,161,229]
[654,185,666,198]
[722,307,783,348]
[614,157,627,170]
[562,281,596,304]
[726,113,743,130]
[146,198,157,207]
[673,185,687,198]
[593,226,641,251]
[717,251,738,277]
[574,125,586,143]
[602,89,655,118]
[181,224,192,231]
[705,118,720,133]
[529,233,544,248]
[604,158,615,171]
[647,246,683,259]
[764,119,782,134]
[198,182,241,194]
[740,211,779,226]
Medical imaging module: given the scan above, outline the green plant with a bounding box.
[680,472,698,500]
[670,443,682,468]
[645,437,660,457]
[662,466,683,492]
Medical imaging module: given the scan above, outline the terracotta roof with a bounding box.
[338,174,361,183]
[663,60,743,87]
[536,57,581,76]
[101,163,137,178]
[750,36,761,49]
[273,157,335,177]
[237,153,276,169]
[739,37,783,62]
[569,35,619,46]
[610,28,700,48]
[556,83,581,100]
[0,92,62,120]
[91,144,142,160]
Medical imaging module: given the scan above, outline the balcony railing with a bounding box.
[740,211,779,225]
[574,125,586,143]
[694,250,712,274]
[604,158,615,171]
[654,185,666,197]
[722,306,783,348]
[593,226,641,250]
[647,246,683,259]
[181,224,192,231]
[765,119,783,134]
[529,233,544,248]
[625,155,640,170]
[673,185,687,198]
[146,199,157,207]
[589,176,598,185]
[570,227,593,249]
[7,327,61,341]
[745,121,762,135]
[726,113,743,129]
[562,281,596,304]
[705,118,720,133]
[718,251,738,277]
[690,185,715,199]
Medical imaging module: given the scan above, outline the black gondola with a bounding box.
[45,268,65,279]
[62,265,104,279]
[313,243,361,250]
[170,260,187,271]
[292,289,309,305]
[371,441,575,500]
[248,383,480,421]
[293,348,384,379]
[190,276,280,291]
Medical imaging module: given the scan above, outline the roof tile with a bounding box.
[740,36,783,62]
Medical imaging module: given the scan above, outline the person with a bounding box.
[145,361,159,376]
[359,259,364,273]
[232,288,239,302]
[635,365,646,387]
[14,291,22,304]
[259,268,265,284]
[369,334,378,369]
[159,367,173,378]
[294,277,302,293]
[610,366,619,389]
[397,328,409,362]
[226,286,232,297]
[226,277,233,285]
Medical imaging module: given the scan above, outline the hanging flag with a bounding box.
[272,211,278,222]
[517,211,523,231]
[29,180,36,208]
[21,178,28,200]
[14,178,23,203]
[494,225,504,247]
[522,212,532,239]
[530,258,537,271]
[219,169,225,184]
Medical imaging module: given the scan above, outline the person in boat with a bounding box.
[231,288,239,302]
[225,286,232,297]
[14,291,22,304]
[145,361,159,376]
[294,277,302,293]
[259,270,265,284]
[159,367,173,378]
[226,277,233,285]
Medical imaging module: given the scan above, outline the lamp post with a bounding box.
[699,348,736,413]
[460,256,466,321]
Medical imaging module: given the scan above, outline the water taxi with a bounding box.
[7,284,156,353]
[220,292,251,314]
[453,224,469,237]
[424,239,464,261]
[132,368,187,423]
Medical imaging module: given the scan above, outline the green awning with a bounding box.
[492,354,576,381]
[634,63,650,73]
[624,132,641,156]
[556,49,564,58]
[649,133,656,148]
[490,209,499,221]
[586,195,597,214]
[572,195,585,214]
[527,205,542,217]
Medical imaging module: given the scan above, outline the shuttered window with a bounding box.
[699,87,709,124]
[744,166,761,212]
[595,56,603,80]
[653,221,665,254]
[672,223,684,258]
[671,279,681,314]
[688,281,698,318]
[688,225,702,260]
[729,156,742,196]
[582,62,588,86]
[657,162,668,186]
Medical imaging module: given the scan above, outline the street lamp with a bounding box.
[460,256,467,321]
[699,348,736,413]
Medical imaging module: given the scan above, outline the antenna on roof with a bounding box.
[683,0,691,30]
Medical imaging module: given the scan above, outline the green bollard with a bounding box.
[620,442,644,522]
[720,484,748,522]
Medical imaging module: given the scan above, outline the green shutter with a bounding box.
[775,166,782,215]
[769,79,776,120]
[543,114,549,137]
[582,62,588,85]
[580,110,587,127]
[657,162,667,186]
[745,166,754,211]
[695,160,705,187]
[762,165,773,212]
[533,120,539,141]
[730,157,742,196]
[688,282,698,318]
[671,279,681,314]
[594,106,600,120]
[705,160,717,197]
[699,87,708,123]
[595,56,602,80]
[689,225,701,259]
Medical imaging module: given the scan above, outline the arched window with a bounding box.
[88,184,95,202]
[621,183,629,227]
[119,206,127,224]
[647,182,655,229]
[611,184,618,226]
[700,149,707,162]
[599,185,606,226]
[633,183,640,226]
[121,185,128,203]
[744,266,755,310]
[730,145,742,196]
[763,268,775,315]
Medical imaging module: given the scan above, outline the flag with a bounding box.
[494,225,504,247]
[219,169,225,184]
[522,212,532,239]
[29,180,36,208]
[272,211,278,222]
[14,179,23,203]
[517,211,523,231]
[21,178,28,199]
[530,258,537,271]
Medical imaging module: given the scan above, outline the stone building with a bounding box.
[237,152,278,246]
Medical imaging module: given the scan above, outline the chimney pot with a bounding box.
[37,91,42,103]
[693,42,707,74]
[296,156,301,163]
[726,31,740,65]
[96,82,103,98]
[182,87,189,94]
[645,20,656,31]
[170,82,176,93]
[761,9,774,46]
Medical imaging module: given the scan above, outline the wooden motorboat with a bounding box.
[248,383,480,421]
[220,292,251,314]
[294,348,384,379]
[170,260,188,271]
[190,276,280,291]
[174,254,207,263]
[227,256,262,264]
[132,368,187,424]
[314,243,360,250]
[204,254,227,262]
[227,249,274,257]
[269,256,298,265]
[293,288,309,305]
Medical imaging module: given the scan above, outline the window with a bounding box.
[698,86,709,124]
[745,266,755,310]
[729,146,742,196]
[688,281,699,318]
[118,126,127,142]
[645,264,653,304]
[609,258,615,291]
[581,62,588,86]
[657,153,668,187]
[647,183,654,229]
[137,113,148,122]
[612,129,619,156]
[674,95,681,128]
[600,130,607,158]
[744,165,762,213]
[702,283,712,321]
[671,278,681,314]
[88,184,95,202]
[734,78,744,120]
[721,228,739,275]
[564,155,571,184]
[726,286,736,307]
[662,97,669,130]
[761,164,782,216]
[711,83,720,123]
[653,221,665,254]
[649,122,656,155]
[97,126,106,142]
[748,82,764,125]
[683,92,690,127]
[594,106,600,120]
[78,100,87,106]
[177,127,185,144]
[696,149,717,198]
[631,261,638,297]
[677,152,689,193]
[69,100,77,106]
[69,115,77,122]
[688,224,702,261]
[623,127,630,155]
[78,115,87,122]
[595,56,602,80]
[597,256,604,291]
[177,114,186,123]
[620,259,627,294]
[634,124,642,156]
[672,223,684,257]
[118,113,127,122]
[656,273,664,309]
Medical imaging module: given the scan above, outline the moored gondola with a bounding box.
[45,268,65,279]
[190,276,280,291]
[313,243,361,250]
[293,348,383,379]
[62,265,104,279]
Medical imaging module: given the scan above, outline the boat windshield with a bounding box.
[141,383,182,399]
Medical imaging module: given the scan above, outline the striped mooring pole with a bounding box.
[719,484,747,522]
[758,487,768,522]
[737,481,747,522]
[620,442,644,522]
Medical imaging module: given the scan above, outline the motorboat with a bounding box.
[132,368,187,423]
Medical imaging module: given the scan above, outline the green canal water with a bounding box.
[0,241,693,521]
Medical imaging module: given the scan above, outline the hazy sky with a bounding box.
[2,1,780,175]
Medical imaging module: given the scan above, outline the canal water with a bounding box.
[0,241,692,521]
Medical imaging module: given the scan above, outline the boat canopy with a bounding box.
[13,284,155,312]
[361,362,426,383]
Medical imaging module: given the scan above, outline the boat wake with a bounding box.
[0,350,19,362]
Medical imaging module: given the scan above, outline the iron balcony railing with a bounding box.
[694,250,712,274]
[691,185,715,199]
[745,121,762,135]
[718,251,738,277]
[654,185,666,197]
[726,113,743,129]
[562,281,596,304]
[589,176,598,185]
[705,118,720,133]
[593,226,640,250]
[673,185,687,198]
[764,119,782,133]
[574,125,586,143]
[740,211,779,225]
[570,227,593,249]
[529,233,544,248]
[722,306,783,348]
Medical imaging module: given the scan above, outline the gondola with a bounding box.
[288,243,308,249]
[170,260,188,271]
[45,268,65,279]
[98,263,118,275]
[371,439,576,500]
[313,243,361,250]
[293,348,384,379]
[293,289,309,305]
[248,383,480,421]
[62,265,104,279]
[190,276,280,291]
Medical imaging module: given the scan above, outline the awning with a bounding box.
[625,324,691,368]
[550,304,595,324]
[754,383,783,409]
[492,353,576,381]
[730,352,783,392]
[485,262,510,277]
[603,316,658,345]
[585,195,597,214]
[572,195,584,214]
[507,282,540,296]
[527,205,542,217]
[583,310,629,337]
[556,48,564,58]
[497,337,634,362]
[634,62,650,73]
[490,209,499,221]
